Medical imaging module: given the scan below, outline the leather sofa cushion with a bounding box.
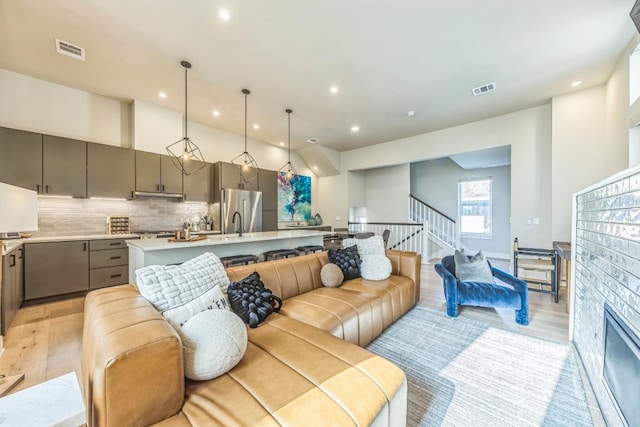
[174,314,406,427]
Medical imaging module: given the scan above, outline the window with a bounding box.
[458,178,492,236]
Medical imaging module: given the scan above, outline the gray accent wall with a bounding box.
[573,167,640,427]
[410,157,511,256]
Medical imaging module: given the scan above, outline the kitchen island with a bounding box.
[127,230,329,283]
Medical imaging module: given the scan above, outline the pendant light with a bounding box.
[166,60,206,176]
[278,108,298,179]
[231,89,259,183]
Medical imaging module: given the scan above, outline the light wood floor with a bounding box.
[0,259,604,425]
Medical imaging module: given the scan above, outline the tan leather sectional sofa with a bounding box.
[82,249,421,427]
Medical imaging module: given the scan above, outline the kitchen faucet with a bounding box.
[232,211,243,237]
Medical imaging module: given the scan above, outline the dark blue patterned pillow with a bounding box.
[328,245,361,280]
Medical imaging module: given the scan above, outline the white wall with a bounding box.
[328,105,553,248]
[0,68,129,147]
[410,158,511,256]
[362,164,410,222]
[606,43,632,175]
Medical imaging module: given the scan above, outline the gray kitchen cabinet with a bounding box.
[259,168,278,211]
[183,161,212,202]
[214,162,258,192]
[24,241,89,300]
[135,151,183,194]
[89,239,129,289]
[88,143,135,199]
[0,127,42,191]
[262,210,278,232]
[2,246,24,335]
[42,135,87,197]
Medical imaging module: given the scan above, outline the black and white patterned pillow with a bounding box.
[327,245,361,280]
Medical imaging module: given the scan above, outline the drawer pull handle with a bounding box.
[110,274,122,278]
[109,242,122,246]
[110,256,122,260]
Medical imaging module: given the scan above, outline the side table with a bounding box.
[553,241,571,313]
[0,372,86,426]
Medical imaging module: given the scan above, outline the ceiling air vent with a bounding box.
[306,137,319,144]
[55,38,85,61]
[471,82,496,96]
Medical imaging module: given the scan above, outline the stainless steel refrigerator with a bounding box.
[213,189,262,234]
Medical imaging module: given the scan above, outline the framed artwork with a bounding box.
[277,173,311,222]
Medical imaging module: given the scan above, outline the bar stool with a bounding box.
[295,245,324,255]
[219,254,259,268]
[263,249,298,261]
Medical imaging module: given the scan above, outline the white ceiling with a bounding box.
[0,0,637,153]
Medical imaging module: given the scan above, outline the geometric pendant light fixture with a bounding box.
[231,88,259,183]
[166,60,206,176]
[278,108,298,179]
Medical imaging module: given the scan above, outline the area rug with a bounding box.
[366,306,593,427]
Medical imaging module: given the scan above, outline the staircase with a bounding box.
[409,194,458,259]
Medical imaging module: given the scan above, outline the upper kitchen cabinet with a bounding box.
[42,135,87,197]
[183,161,212,202]
[135,151,183,195]
[258,169,278,211]
[87,143,135,199]
[213,162,258,195]
[0,127,42,191]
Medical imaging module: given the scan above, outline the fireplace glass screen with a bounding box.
[602,304,640,427]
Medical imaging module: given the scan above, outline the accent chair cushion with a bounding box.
[327,245,361,280]
[180,309,248,381]
[454,250,495,284]
[320,263,344,287]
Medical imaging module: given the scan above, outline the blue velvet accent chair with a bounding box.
[434,255,529,325]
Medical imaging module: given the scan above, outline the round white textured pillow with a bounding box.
[361,254,392,280]
[321,263,344,287]
[180,309,248,381]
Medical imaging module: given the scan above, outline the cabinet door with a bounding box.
[135,151,161,192]
[160,154,183,194]
[218,162,244,190]
[24,241,89,300]
[43,135,87,197]
[0,127,42,192]
[262,210,278,232]
[88,143,135,199]
[2,253,16,335]
[183,162,211,202]
[259,169,278,211]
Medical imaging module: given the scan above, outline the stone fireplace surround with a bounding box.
[571,165,640,427]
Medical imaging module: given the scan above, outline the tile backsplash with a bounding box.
[573,167,640,427]
[34,197,210,236]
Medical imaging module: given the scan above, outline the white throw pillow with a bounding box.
[136,252,229,311]
[360,254,392,280]
[342,235,386,258]
[180,310,248,381]
[162,285,230,329]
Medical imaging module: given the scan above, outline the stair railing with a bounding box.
[409,193,458,249]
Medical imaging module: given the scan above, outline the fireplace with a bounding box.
[602,304,640,427]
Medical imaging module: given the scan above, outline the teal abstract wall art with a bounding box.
[277,173,311,222]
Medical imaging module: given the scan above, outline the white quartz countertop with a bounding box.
[1,240,23,256]
[127,230,330,252]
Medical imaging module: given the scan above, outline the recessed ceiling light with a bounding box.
[212,109,220,116]
[253,124,260,130]
[330,86,339,94]
[407,110,416,117]
[218,8,231,21]
[571,80,582,87]
[313,166,319,171]
[306,137,319,144]
[350,125,360,132]
[158,91,167,99]
[279,141,285,146]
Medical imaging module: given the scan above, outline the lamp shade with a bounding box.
[0,182,38,233]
